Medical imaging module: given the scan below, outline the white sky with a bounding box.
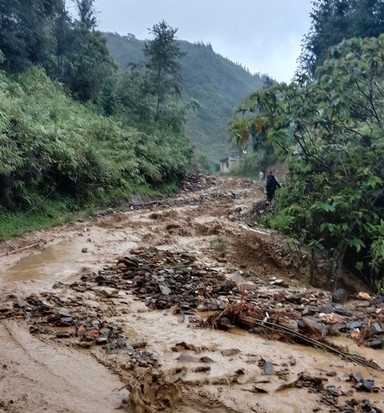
[83,0,313,83]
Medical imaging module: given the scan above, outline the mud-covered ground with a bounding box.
[0,174,383,413]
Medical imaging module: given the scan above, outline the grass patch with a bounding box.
[0,183,175,242]
[210,236,230,258]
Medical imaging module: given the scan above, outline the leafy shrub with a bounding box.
[0,67,192,212]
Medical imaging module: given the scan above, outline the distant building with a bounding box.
[220,156,238,173]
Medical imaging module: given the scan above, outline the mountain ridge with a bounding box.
[105,32,266,167]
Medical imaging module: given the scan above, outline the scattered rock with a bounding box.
[221,348,240,357]
[177,354,198,363]
[263,361,275,376]
[200,356,214,363]
[332,289,348,303]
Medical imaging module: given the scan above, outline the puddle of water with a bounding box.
[257,390,317,413]
[1,239,85,283]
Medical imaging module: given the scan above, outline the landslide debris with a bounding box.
[2,247,383,361]
[1,173,383,413]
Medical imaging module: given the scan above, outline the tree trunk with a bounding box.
[309,248,317,286]
[331,242,347,290]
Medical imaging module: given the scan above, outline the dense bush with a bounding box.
[0,68,192,211]
[231,36,384,289]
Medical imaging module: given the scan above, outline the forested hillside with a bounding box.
[105,33,266,167]
[0,2,193,239]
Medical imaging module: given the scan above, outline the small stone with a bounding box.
[99,327,112,338]
[348,322,362,330]
[370,323,383,334]
[221,348,240,357]
[264,361,275,376]
[194,366,211,372]
[356,379,374,392]
[350,371,364,382]
[95,287,119,298]
[319,305,334,314]
[96,337,108,345]
[319,312,344,324]
[332,288,348,303]
[177,354,198,363]
[14,300,29,308]
[56,317,73,326]
[132,341,147,349]
[288,357,296,366]
[58,310,70,317]
[357,292,371,300]
[327,386,340,397]
[82,335,95,342]
[77,325,86,337]
[366,339,383,349]
[84,329,100,338]
[200,356,214,363]
[159,284,172,295]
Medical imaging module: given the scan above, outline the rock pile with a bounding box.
[2,245,383,355]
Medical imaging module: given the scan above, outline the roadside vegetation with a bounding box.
[0,1,193,240]
[230,0,384,290]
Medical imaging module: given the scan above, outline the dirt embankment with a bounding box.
[0,174,383,413]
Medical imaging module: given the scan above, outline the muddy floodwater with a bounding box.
[2,239,85,282]
[1,175,383,413]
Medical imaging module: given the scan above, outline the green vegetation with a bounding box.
[210,236,230,258]
[0,3,194,240]
[229,0,384,290]
[0,0,117,101]
[298,0,384,77]
[105,33,266,168]
[231,36,384,289]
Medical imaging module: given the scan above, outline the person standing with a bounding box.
[266,170,281,204]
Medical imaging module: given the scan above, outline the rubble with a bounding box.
[0,173,383,413]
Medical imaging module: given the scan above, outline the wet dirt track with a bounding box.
[0,174,383,413]
[0,320,127,413]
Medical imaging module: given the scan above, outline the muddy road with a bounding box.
[0,174,383,413]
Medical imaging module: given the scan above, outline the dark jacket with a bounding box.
[266,175,280,194]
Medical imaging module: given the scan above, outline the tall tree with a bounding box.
[75,0,97,31]
[64,0,117,101]
[144,20,186,120]
[0,0,66,73]
[299,0,384,77]
[231,35,384,288]
[53,5,73,81]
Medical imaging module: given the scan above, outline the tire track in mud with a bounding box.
[0,320,127,413]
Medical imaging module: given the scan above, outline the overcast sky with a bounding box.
[87,0,313,83]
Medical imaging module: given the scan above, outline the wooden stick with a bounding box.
[0,242,41,257]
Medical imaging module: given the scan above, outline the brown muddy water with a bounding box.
[2,239,85,282]
[2,242,384,413]
[0,320,128,413]
[1,227,139,283]
[1,175,383,413]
